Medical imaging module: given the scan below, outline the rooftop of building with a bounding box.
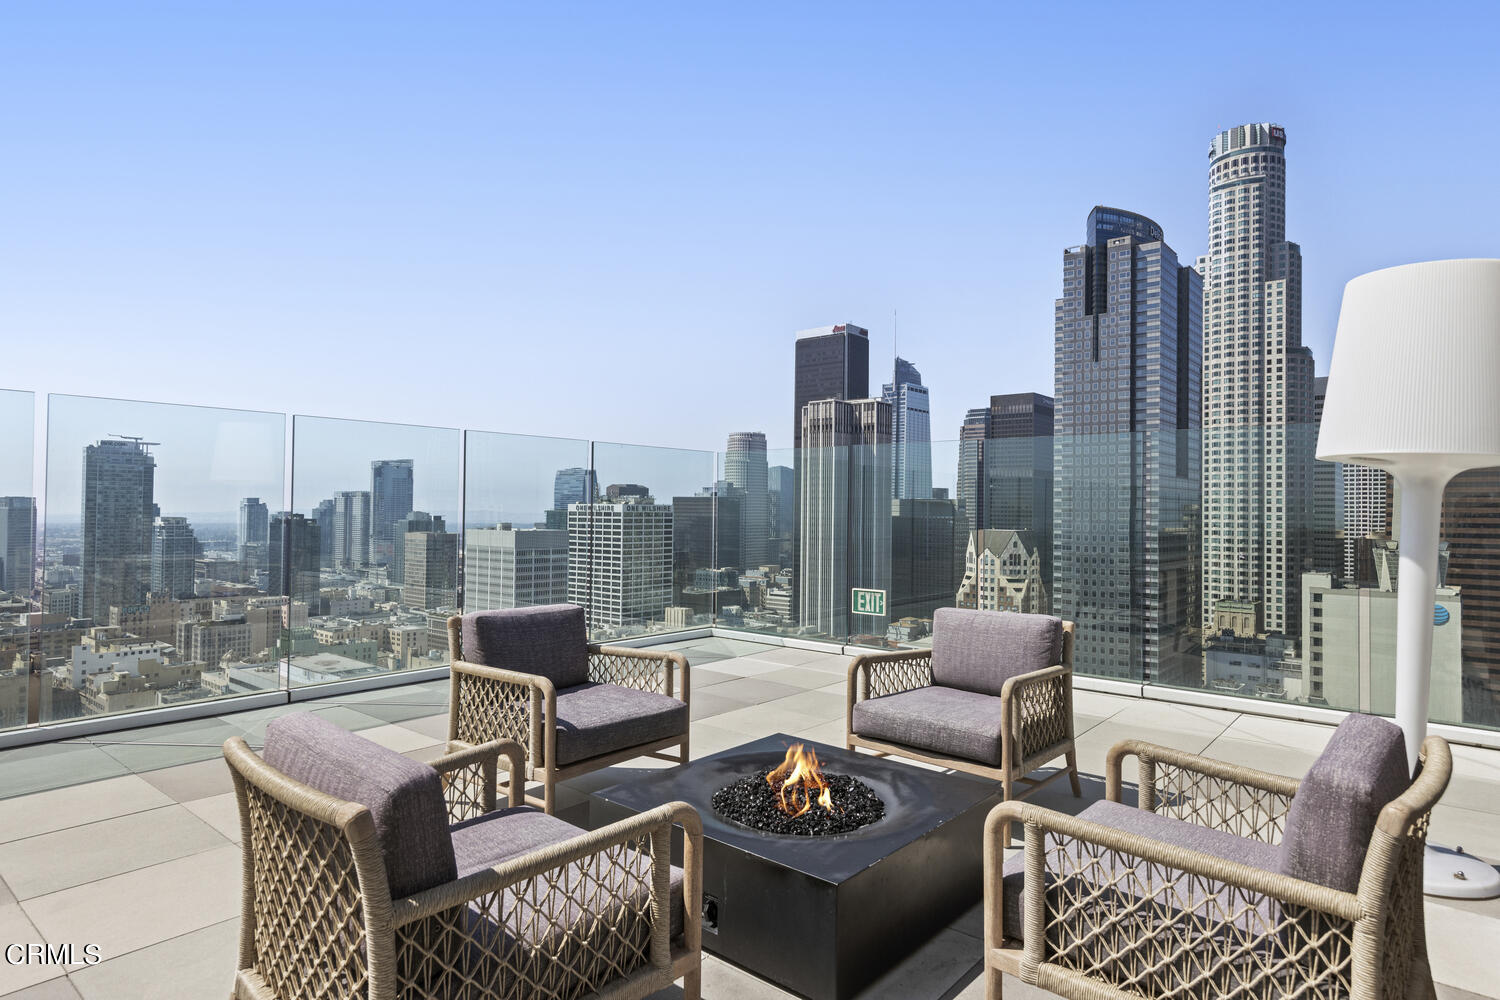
[0,634,1495,1000]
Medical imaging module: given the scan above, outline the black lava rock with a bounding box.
[712,770,884,836]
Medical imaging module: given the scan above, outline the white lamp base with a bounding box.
[1424,843,1500,899]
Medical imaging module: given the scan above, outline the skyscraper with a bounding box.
[671,488,741,612]
[238,498,268,554]
[767,464,795,566]
[724,432,769,568]
[403,529,458,611]
[890,498,955,620]
[149,516,198,600]
[882,359,932,501]
[370,459,415,566]
[80,437,156,621]
[568,500,673,632]
[986,393,1054,582]
[269,512,321,604]
[0,497,36,596]
[1198,123,1315,641]
[798,398,892,638]
[793,324,870,449]
[331,491,371,569]
[1310,378,1345,576]
[553,467,598,510]
[389,511,445,584]
[311,498,336,570]
[1054,206,1201,683]
[464,524,569,611]
[1441,469,1500,726]
[1343,464,1391,580]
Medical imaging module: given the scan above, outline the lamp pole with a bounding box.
[1391,466,1447,774]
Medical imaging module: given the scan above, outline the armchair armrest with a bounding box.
[589,645,689,703]
[429,738,526,820]
[983,800,1362,989]
[846,649,933,736]
[448,658,555,764]
[391,802,703,997]
[1106,739,1300,845]
[999,665,1074,772]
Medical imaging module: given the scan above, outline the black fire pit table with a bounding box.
[587,732,1002,1000]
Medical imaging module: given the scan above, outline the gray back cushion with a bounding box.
[930,608,1064,698]
[460,604,589,689]
[263,712,457,899]
[1278,713,1410,893]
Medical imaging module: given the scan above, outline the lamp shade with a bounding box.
[1318,258,1500,473]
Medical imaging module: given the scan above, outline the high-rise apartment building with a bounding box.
[269,512,321,604]
[882,359,932,501]
[724,432,769,568]
[798,398,891,638]
[370,459,415,566]
[1198,123,1316,641]
[553,467,598,510]
[567,501,673,632]
[1055,207,1201,683]
[1344,464,1391,580]
[403,530,458,611]
[463,524,569,611]
[330,491,371,570]
[81,437,157,621]
[150,516,199,600]
[0,497,36,596]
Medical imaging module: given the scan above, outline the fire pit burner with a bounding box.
[712,743,884,836]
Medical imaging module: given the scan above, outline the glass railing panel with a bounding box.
[717,444,797,639]
[0,389,36,730]
[39,394,286,722]
[289,415,460,686]
[462,431,590,615]
[588,440,715,642]
[1436,466,1497,730]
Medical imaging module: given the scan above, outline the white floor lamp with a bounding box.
[1318,257,1500,899]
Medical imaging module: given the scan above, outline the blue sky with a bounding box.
[4,0,1499,479]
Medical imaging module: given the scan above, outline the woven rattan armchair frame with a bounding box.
[446,615,691,814]
[224,734,703,1000]
[845,621,1080,845]
[981,734,1452,1000]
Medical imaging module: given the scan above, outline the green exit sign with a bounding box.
[852,588,887,617]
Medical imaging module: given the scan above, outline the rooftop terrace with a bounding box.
[0,635,1495,1000]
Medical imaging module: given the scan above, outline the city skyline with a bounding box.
[7,7,1498,458]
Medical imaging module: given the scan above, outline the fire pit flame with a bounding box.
[766,743,836,817]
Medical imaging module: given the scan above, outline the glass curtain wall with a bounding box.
[288,415,460,688]
[39,394,286,723]
[0,390,36,730]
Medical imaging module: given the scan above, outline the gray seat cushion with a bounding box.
[554,682,688,766]
[1277,713,1410,893]
[930,608,1063,698]
[460,604,590,689]
[999,798,1280,940]
[262,712,457,899]
[851,685,1005,766]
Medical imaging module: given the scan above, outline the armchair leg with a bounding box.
[1000,774,1015,849]
[680,734,690,763]
[986,962,1004,1000]
[544,773,556,815]
[683,959,702,1000]
[1066,747,1082,798]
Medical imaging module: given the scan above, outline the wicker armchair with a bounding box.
[847,608,1079,844]
[982,714,1452,1000]
[446,604,691,814]
[224,712,702,1000]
